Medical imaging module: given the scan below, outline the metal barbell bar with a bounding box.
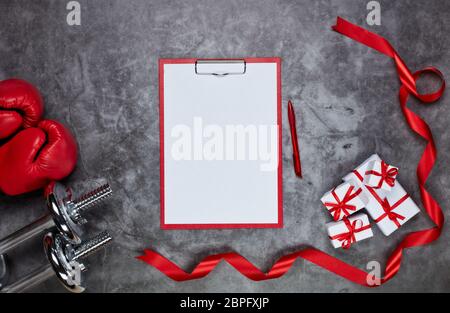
[0,229,112,293]
[0,182,112,255]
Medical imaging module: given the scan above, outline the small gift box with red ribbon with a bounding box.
[326,213,373,249]
[343,154,387,213]
[363,160,398,191]
[321,181,367,221]
[366,181,420,236]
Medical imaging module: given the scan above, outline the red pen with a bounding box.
[288,100,302,178]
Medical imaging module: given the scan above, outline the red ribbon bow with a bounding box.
[375,195,408,228]
[365,161,398,188]
[329,218,370,249]
[137,18,445,287]
[324,186,362,221]
[354,169,409,229]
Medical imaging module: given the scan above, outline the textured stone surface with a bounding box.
[0,0,449,292]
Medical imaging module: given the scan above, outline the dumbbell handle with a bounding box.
[0,215,53,255]
[0,183,112,255]
[1,264,54,293]
[1,230,112,293]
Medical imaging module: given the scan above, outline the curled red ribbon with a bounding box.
[138,17,445,287]
[329,218,371,249]
[365,161,398,188]
[324,186,362,221]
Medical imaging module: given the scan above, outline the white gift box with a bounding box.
[363,160,398,191]
[326,213,373,249]
[343,154,387,213]
[343,154,420,236]
[320,181,367,221]
[368,181,420,236]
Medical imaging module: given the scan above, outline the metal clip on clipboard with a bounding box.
[195,59,246,77]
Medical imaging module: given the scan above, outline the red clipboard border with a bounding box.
[159,57,283,229]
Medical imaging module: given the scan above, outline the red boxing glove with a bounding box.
[0,79,44,139]
[0,120,78,196]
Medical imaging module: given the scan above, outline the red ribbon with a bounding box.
[365,161,398,188]
[375,195,408,228]
[138,17,445,287]
[324,186,362,221]
[329,218,371,249]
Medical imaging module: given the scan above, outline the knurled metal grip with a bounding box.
[43,230,112,293]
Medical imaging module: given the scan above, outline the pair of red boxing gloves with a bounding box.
[0,79,78,196]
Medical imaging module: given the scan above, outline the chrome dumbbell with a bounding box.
[0,182,112,256]
[0,230,112,293]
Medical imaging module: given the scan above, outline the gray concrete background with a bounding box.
[0,0,449,293]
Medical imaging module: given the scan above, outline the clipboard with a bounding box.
[159,58,282,229]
